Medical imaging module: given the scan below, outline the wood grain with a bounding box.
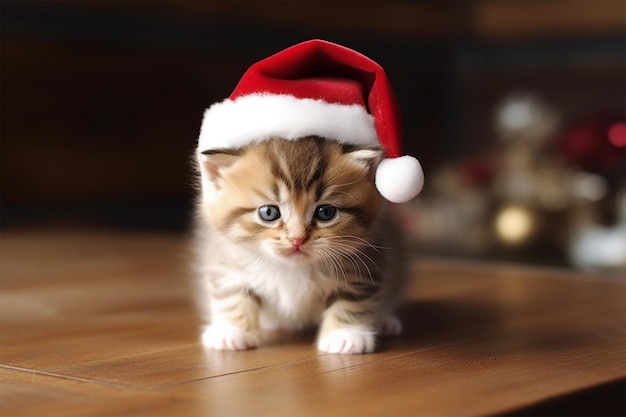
[1,229,624,416]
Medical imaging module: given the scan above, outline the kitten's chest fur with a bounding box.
[246,262,336,329]
[196,229,339,329]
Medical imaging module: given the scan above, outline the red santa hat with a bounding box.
[197,39,424,203]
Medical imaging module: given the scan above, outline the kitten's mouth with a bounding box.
[291,248,309,257]
[282,247,310,259]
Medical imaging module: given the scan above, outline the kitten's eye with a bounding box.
[315,205,337,221]
[258,205,281,221]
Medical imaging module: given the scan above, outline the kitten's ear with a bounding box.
[342,145,384,172]
[199,149,240,185]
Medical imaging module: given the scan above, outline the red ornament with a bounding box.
[557,114,625,171]
[608,122,626,148]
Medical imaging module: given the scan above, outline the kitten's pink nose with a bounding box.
[288,236,307,249]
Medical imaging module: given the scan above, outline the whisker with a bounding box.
[320,251,343,291]
[324,244,378,289]
[330,251,349,287]
[320,235,394,252]
[325,247,360,285]
[347,251,376,288]
[325,242,381,273]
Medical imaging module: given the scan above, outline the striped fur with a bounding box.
[194,137,408,354]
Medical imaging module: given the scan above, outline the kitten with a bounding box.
[194,136,408,354]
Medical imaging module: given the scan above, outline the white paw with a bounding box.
[380,315,402,337]
[201,324,260,351]
[317,327,376,354]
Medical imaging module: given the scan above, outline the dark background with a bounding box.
[2,1,624,268]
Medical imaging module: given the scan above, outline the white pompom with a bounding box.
[375,156,424,203]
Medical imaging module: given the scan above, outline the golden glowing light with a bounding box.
[495,206,534,244]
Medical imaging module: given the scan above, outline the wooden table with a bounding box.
[1,229,624,416]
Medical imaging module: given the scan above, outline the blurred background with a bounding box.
[2,1,625,272]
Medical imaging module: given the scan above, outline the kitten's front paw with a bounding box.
[202,324,260,351]
[317,327,376,354]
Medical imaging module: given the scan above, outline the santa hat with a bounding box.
[197,39,424,203]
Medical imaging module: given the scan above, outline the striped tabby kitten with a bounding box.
[195,136,408,354]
